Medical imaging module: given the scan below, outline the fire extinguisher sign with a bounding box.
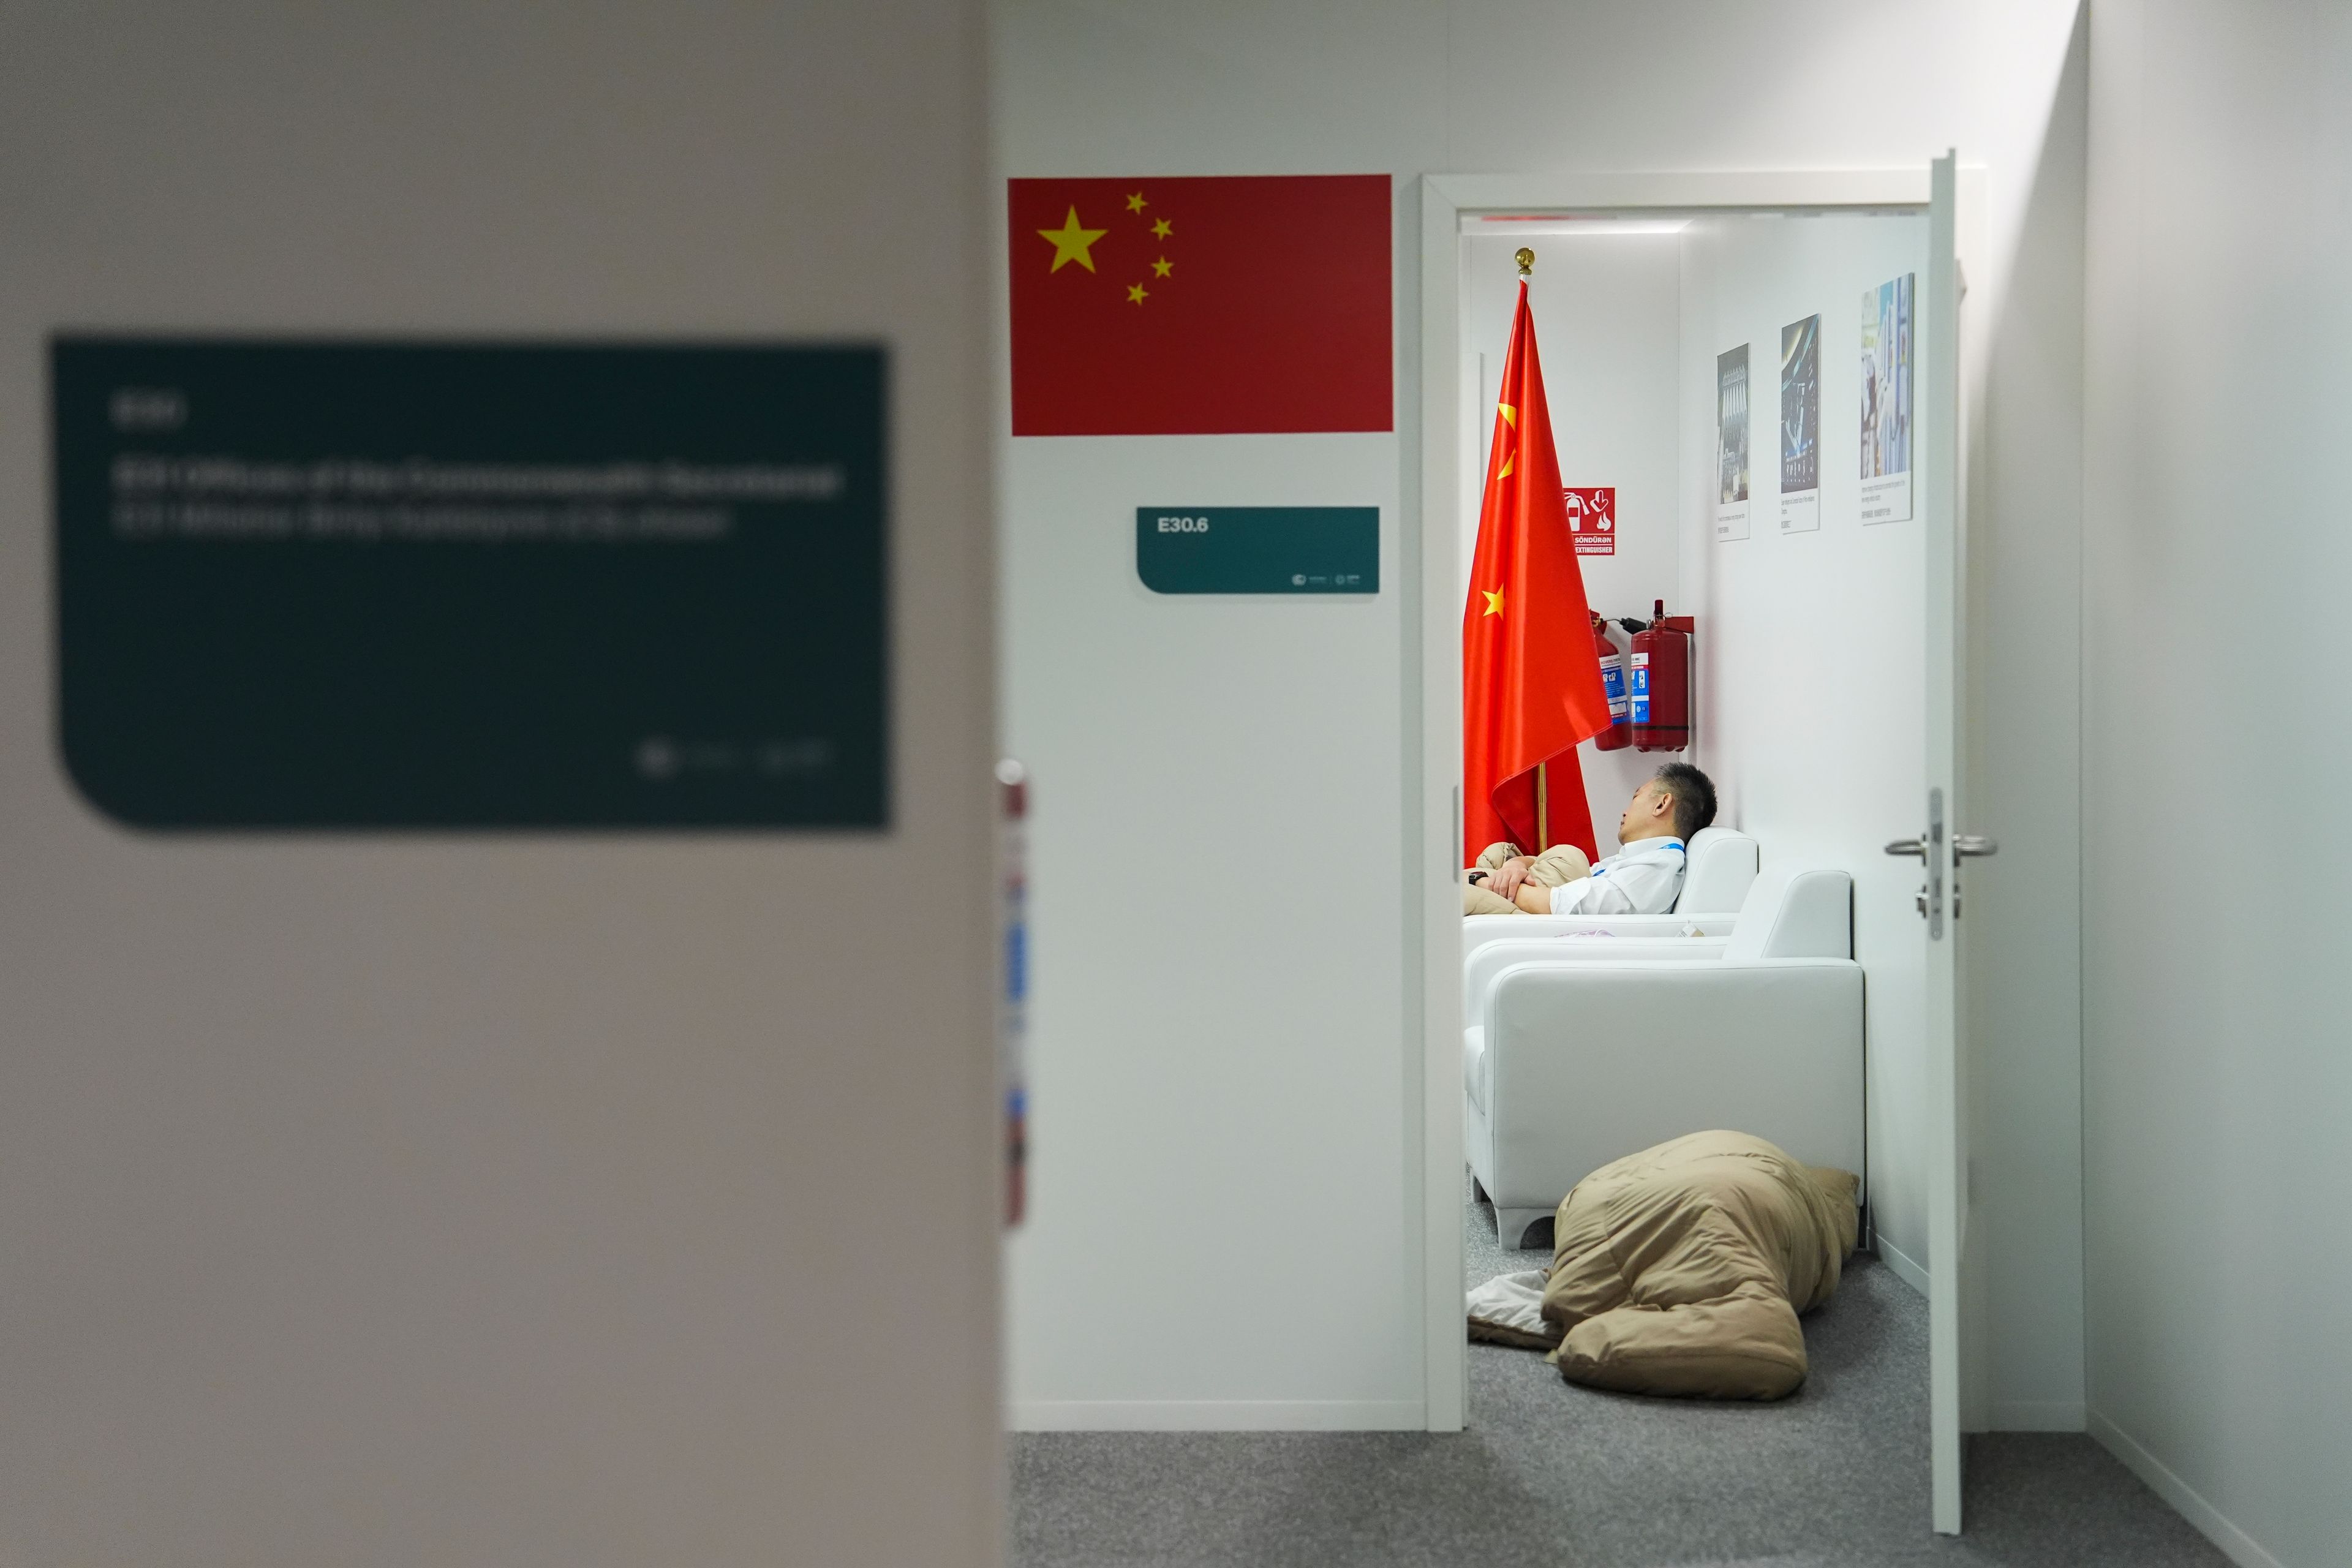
[1563,486,1616,557]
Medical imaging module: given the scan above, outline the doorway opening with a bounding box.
[1415,167,1981,1528]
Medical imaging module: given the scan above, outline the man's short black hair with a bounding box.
[1652,761,1717,841]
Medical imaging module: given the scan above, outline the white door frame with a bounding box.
[1411,170,1986,1453]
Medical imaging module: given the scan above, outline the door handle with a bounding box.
[1950,833,1996,921]
[1893,789,1947,936]
[1888,837,1932,920]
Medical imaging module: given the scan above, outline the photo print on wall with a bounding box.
[1859,273,1914,524]
[1779,314,1822,533]
[1716,345,1750,541]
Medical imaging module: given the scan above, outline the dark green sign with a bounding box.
[1135,507,1378,595]
[53,337,888,829]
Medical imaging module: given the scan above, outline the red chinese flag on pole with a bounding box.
[1463,280,1611,863]
[1008,175,1391,435]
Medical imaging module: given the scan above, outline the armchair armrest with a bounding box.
[1463,913,1736,960]
[1465,937,1733,1033]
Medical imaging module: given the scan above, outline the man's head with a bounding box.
[1617,761,1718,845]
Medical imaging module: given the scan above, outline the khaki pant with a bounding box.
[1461,840,1594,916]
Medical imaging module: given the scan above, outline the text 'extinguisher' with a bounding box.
[1627,599,1693,753]
[1593,614,1632,752]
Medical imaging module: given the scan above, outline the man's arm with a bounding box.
[1494,843,1593,904]
[1513,874,1618,914]
[1510,876,1556,914]
[1551,847,1683,916]
[1526,844,1594,887]
[1572,876,1635,916]
[1470,842,1531,899]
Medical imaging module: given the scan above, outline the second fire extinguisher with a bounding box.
[1593,614,1631,751]
[1629,598,1693,752]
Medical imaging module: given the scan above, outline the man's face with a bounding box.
[1620,778,1671,842]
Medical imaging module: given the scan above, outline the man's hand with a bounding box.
[1488,855,1536,899]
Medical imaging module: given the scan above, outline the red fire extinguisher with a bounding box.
[1593,614,1632,752]
[1630,598,1692,752]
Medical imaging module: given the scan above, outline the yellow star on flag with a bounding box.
[1152,256,1172,277]
[1152,217,1173,239]
[1038,206,1108,273]
[1483,588,1505,617]
[1126,191,1148,213]
[1126,282,1149,305]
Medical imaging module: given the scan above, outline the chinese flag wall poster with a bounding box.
[1008,175,1392,436]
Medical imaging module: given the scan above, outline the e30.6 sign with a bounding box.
[1134,506,1376,595]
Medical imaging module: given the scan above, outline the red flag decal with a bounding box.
[1008,175,1392,436]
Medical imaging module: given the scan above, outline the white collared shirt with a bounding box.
[1548,835,1687,915]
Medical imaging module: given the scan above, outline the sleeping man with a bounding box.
[1462,761,1717,917]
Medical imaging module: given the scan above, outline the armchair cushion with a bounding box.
[1676,827,1759,914]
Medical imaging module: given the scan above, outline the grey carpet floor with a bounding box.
[1010,1176,2227,1568]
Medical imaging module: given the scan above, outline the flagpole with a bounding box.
[1518,247,1543,852]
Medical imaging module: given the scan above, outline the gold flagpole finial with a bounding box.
[1515,247,1534,278]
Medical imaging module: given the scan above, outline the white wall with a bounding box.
[1000,432,1412,1428]
[2082,1,2352,1562]
[1675,210,1934,1274]
[0,7,1003,1564]
[1463,230,1681,852]
[998,0,2087,1431]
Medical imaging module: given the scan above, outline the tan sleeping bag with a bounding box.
[1538,1130,1858,1400]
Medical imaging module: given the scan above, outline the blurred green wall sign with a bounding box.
[53,338,888,829]
[1134,506,1378,595]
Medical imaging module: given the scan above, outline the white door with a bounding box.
[1904,149,1995,1535]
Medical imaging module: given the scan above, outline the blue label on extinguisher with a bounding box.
[1600,656,1629,723]
[1630,653,1651,725]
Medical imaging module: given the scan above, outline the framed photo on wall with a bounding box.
[1860,273,1915,524]
[1779,314,1821,534]
[1716,344,1751,541]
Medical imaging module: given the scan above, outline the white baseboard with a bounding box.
[2088,1409,2285,1568]
[1989,1398,2085,1431]
[1875,1234,1929,1296]
[1011,1400,1425,1432]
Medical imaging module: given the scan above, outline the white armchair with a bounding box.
[1463,863,1865,1248]
[1461,825,1760,963]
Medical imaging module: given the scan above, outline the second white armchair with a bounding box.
[1463,862,1866,1249]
